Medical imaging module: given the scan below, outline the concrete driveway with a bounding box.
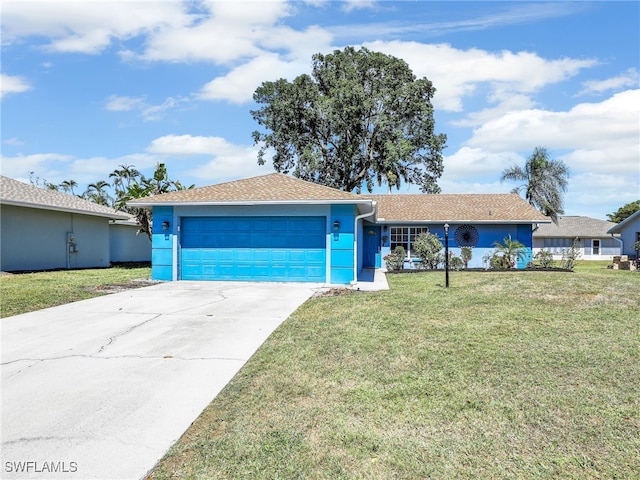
[1,281,323,479]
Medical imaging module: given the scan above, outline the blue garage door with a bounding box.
[180,217,326,282]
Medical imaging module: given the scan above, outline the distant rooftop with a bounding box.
[534,216,617,238]
[0,175,129,220]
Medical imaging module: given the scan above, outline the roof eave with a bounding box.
[127,199,373,208]
[607,210,640,234]
[1,200,129,220]
[374,219,551,225]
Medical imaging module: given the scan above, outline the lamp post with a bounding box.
[444,223,450,288]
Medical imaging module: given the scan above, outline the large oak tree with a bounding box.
[251,47,447,193]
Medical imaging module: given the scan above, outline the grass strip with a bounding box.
[0,264,152,318]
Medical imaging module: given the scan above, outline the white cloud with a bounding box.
[0,151,160,186]
[440,89,639,216]
[105,95,145,111]
[329,3,588,41]
[440,147,522,182]
[0,153,73,179]
[1,74,31,98]
[466,89,639,161]
[2,0,188,54]
[145,134,273,181]
[105,95,189,121]
[141,97,189,121]
[147,134,233,155]
[342,0,377,13]
[578,68,640,96]
[3,137,25,146]
[197,53,309,103]
[138,0,293,64]
[363,41,597,112]
[565,171,639,217]
[196,37,597,108]
[452,94,536,127]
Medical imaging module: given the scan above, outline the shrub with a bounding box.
[460,246,473,269]
[483,252,505,270]
[384,246,406,272]
[561,240,581,271]
[412,232,443,269]
[534,249,555,269]
[449,255,464,271]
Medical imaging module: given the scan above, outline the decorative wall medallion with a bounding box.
[454,224,479,247]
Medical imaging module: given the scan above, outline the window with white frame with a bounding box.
[390,227,430,258]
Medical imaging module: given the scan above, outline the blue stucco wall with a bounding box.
[617,214,640,257]
[151,206,174,280]
[330,204,356,284]
[149,204,361,284]
[380,223,534,270]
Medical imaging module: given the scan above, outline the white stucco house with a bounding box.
[0,176,150,272]
[607,210,640,258]
[533,216,621,261]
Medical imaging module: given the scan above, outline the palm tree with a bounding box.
[492,235,526,269]
[59,179,78,195]
[500,147,570,224]
[116,163,194,240]
[84,180,112,206]
[110,164,141,196]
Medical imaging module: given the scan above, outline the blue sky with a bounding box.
[2,0,638,220]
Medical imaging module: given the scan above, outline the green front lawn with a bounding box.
[151,262,639,479]
[0,264,152,318]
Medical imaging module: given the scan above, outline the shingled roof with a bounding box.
[0,175,128,220]
[534,216,618,238]
[365,193,549,223]
[128,173,368,205]
[127,173,549,223]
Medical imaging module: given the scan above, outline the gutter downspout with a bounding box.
[610,234,623,256]
[351,203,377,285]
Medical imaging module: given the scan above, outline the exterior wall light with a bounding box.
[333,220,340,231]
[162,221,170,231]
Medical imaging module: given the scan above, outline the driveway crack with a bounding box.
[2,354,245,368]
[96,314,162,355]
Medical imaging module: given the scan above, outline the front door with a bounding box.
[363,226,381,268]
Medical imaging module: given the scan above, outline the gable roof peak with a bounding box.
[128,172,366,205]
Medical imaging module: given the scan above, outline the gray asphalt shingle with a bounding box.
[0,175,128,219]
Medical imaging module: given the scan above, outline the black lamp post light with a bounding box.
[444,223,450,288]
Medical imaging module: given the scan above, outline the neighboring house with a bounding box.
[533,216,621,261]
[109,217,152,263]
[128,173,549,284]
[0,176,130,272]
[607,210,640,258]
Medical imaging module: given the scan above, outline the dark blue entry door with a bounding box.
[363,226,381,268]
